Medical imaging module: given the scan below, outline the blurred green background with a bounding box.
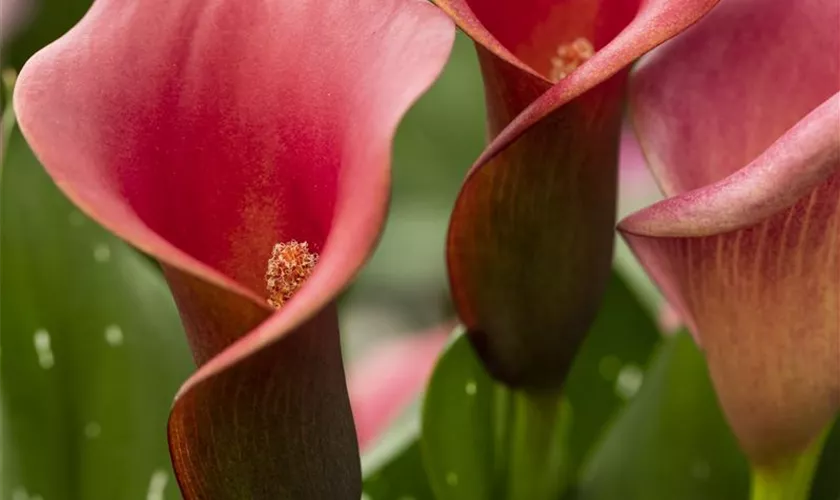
[1,2,838,500]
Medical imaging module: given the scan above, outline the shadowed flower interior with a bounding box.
[549,37,595,82]
[74,4,342,296]
[464,0,640,79]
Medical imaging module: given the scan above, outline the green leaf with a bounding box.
[420,271,661,500]
[563,271,661,474]
[421,331,574,500]
[421,331,497,500]
[363,440,435,500]
[1,125,194,498]
[576,332,749,500]
[809,417,840,500]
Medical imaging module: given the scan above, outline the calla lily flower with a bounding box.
[438,0,720,387]
[13,0,453,497]
[620,0,839,466]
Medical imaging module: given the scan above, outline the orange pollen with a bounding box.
[549,37,595,82]
[265,240,318,309]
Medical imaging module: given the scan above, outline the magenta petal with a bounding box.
[14,0,454,497]
[631,0,840,195]
[621,95,840,464]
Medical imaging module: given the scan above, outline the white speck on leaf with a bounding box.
[84,421,102,439]
[33,329,54,369]
[93,243,111,262]
[615,364,644,400]
[104,324,124,346]
[464,380,477,396]
[445,472,459,486]
[146,469,169,500]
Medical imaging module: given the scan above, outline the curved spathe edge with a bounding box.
[472,0,721,174]
[433,0,546,82]
[619,93,840,238]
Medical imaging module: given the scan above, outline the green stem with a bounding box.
[1,69,18,167]
[492,386,513,499]
[750,430,829,500]
[504,389,571,500]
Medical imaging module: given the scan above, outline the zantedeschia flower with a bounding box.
[438,0,720,388]
[13,0,453,497]
[620,0,839,466]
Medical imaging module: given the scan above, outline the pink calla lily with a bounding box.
[438,0,721,388]
[620,0,839,465]
[13,0,454,497]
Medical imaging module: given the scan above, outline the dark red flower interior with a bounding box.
[18,0,444,299]
[82,2,363,296]
[467,0,640,78]
[119,75,340,295]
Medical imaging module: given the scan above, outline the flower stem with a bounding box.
[503,389,572,500]
[750,429,829,500]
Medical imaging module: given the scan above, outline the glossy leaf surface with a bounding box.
[562,271,660,474]
[810,418,840,500]
[363,440,435,500]
[421,270,663,500]
[421,331,498,500]
[1,125,193,500]
[578,333,749,500]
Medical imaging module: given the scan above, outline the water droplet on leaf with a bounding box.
[104,324,124,346]
[33,329,54,369]
[615,364,644,400]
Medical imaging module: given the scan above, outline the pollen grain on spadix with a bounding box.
[550,37,594,82]
[265,240,318,309]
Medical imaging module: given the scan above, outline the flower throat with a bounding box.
[550,37,594,82]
